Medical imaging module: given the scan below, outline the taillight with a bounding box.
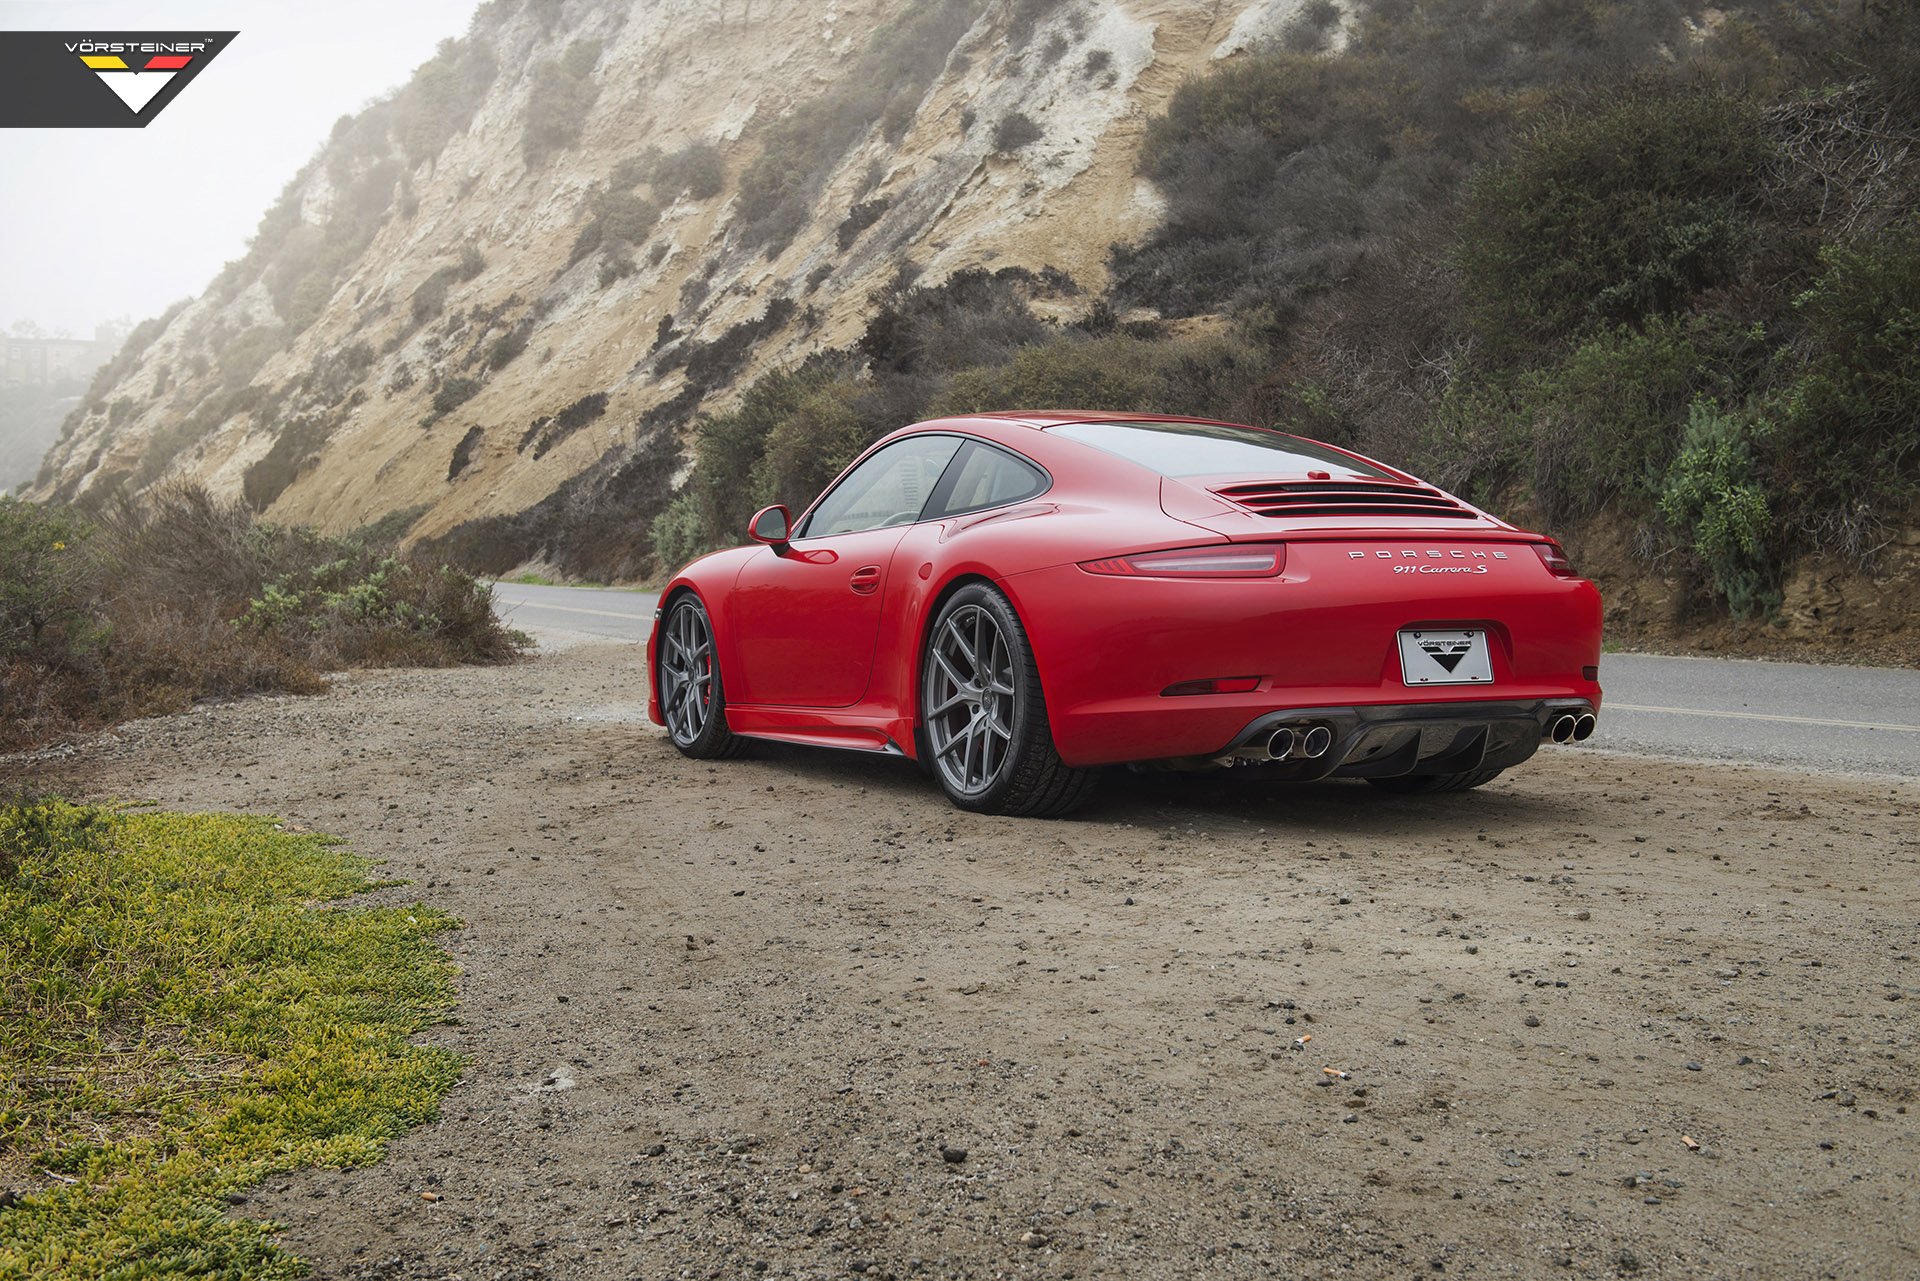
[1080,543,1286,578]
[1533,542,1577,577]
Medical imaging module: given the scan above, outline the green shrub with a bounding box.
[523,391,609,460]
[215,324,285,386]
[857,266,1054,377]
[284,269,335,333]
[1771,218,1920,522]
[344,503,431,549]
[138,384,275,490]
[1430,316,1726,520]
[521,39,602,166]
[241,411,333,510]
[653,141,725,200]
[992,111,1042,152]
[1110,0,1711,318]
[392,35,498,164]
[433,376,481,415]
[837,198,892,250]
[649,487,707,573]
[1659,399,1778,618]
[1456,83,1772,352]
[594,188,658,243]
[746,366,872,516]
[411,268,457,325]
[598,252,635,288]
[937,334,1164,415]
[0,499,98,662]
[239,551,516,664]
[487,319,533,369]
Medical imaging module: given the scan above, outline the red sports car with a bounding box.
[648,412,1602,816]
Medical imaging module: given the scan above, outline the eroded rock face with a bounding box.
[1777,533,1920,644]
[27,0,1307,541]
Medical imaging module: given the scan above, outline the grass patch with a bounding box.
[0,797,461,1278]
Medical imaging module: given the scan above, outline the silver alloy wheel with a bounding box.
[924,602,1018,795]
[658,599,716,746]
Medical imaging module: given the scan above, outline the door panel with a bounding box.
[728,527,912,707]
[728,433,966,708]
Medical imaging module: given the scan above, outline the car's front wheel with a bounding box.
[920,583,1096,817]
[657,593,742,759]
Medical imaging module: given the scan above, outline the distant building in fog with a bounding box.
[4,326,120,387]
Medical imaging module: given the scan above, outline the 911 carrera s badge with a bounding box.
[1398,629,1494,685]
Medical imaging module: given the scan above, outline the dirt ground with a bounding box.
[18,638,1919,1281]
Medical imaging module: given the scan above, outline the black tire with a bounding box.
[1367,767,1505,795]
[920,583,1097,817]
[656,593,743,760]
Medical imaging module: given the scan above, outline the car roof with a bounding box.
[957,410,1258,431]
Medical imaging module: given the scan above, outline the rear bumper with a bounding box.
[1203,697,1596,780]
[998,545,1603,768]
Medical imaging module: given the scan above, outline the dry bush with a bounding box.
[1,485,520,753]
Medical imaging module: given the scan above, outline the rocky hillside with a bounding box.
[29,0,1299,540]
[28,0,1919,661]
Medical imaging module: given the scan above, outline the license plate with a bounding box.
[1398,628,1493,685]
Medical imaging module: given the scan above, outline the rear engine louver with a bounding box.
[1211,480,1475,519]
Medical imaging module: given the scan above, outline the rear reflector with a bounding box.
[1081,543,1285,578]
[1162,676,1264,697]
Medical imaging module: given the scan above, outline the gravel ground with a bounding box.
[16,640,1920,1281]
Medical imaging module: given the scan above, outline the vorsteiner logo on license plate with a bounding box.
[1398,629,1493,685]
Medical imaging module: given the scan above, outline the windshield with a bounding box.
[1047,420,1391,479]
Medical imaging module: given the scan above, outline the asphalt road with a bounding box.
[490,579,660,644]
[488,581,1920,778]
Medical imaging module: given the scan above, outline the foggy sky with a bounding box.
[0,0,482,339]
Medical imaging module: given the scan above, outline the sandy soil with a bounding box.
[19,640,1919,1281]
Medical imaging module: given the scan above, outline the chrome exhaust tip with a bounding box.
[1549,713,1577,744]
[1265,726,1296,760]
[1300,725,1333,759]
[1572,712,1597,742]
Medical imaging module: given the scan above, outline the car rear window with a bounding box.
[1047,420,1391,479]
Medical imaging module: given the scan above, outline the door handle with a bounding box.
[849,565,882,595]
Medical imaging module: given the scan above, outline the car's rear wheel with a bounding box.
[1366,767,1505,794]
[657,593,742,759]
[921,583,1096,817]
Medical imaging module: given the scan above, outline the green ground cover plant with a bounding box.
[0,796,461,1279]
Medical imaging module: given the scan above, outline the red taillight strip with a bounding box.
[1533,542,1577,577]
[1080,543,1286,578]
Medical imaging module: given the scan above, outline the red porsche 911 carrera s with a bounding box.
[648,412,1602,816]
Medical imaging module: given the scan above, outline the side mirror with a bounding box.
[748,504,791,547]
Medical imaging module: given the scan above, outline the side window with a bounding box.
[927,441,1049,519]
[800,435,964,537]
